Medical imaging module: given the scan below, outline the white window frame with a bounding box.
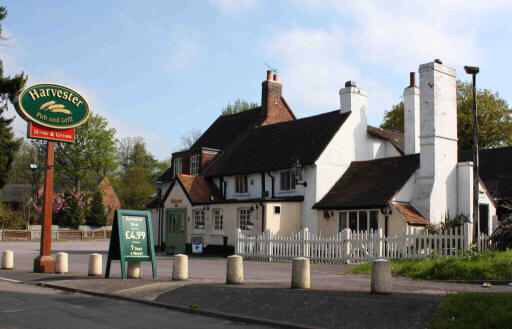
[238,208,253,231]
[173,158,182,177]
[338,209,379,233]
[279,170,296,191]
[193,209,206,231]
[235,175,248,194]
[212,208,223,233]
[190,154,200,175]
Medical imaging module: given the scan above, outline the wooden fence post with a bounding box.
[342,228,351,263]
[265,230,273,262]
[302,228,310,258]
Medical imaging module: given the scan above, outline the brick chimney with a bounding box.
[261,70,294,126]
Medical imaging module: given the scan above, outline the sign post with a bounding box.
[106,209,157,279]
[16,83,90,273]
[33,141,56,272]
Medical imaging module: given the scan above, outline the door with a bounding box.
[166,209,187,254]
[473,204,490,241]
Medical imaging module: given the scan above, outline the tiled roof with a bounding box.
[392,202,429,225]
[204,110,351,177]
[190,108,263,150]
[313,154,419,210]
[159,175,223,206]
[459,146,512,200]
[367,126,404,154]
[0,184,32,203]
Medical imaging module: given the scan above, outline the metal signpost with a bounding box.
[16,83,90,272]
[105,209,157,279]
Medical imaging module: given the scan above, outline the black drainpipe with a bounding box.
[266,172,275,198]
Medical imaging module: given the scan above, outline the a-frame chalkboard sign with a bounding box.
[105,209,157,279]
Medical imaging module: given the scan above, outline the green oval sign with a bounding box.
[18,84,90,129]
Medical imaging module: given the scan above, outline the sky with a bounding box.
[2,1,512,160]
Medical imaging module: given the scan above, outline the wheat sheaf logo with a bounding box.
[40,101,72,115]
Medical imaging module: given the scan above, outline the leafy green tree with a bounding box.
[52,113,117,192]
[222,98,258,116]
[380,81,512,150]
[85,189,107,227]
[0,7,27,189]
[116,139,156,209]
[57,192,84,228]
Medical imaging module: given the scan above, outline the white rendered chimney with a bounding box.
[413,60,458,224]
[404,72,420,155]
[339,80,370,161]
[339,80,367,115]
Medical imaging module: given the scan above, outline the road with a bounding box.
[0,280,274,329]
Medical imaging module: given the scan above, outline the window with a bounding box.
[235,175,248,194]
[173,158,182,177]
[338,210,379,233]
[238,208,253,231]
[274,206,281,214]
[280,170,296,191]
[193,210,205,230]
[212,208,223,232]
[190,154,200,175]
[338,212,348,232]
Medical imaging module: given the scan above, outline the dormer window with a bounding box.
[235,175,248,194]
[190,154,200,175]
[280,170,296,191]
[173,158,182,177]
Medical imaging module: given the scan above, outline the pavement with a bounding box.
[2,241,512,329]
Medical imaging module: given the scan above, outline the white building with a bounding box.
[150,60,504,254]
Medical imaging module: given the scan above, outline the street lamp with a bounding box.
[464,65,480,249]
[29,163,39,229]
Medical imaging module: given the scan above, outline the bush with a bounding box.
[57,192,85,228]
[0,204,26,229]
[491,215,512,250]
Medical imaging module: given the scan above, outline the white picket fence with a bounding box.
[235,227,491,263]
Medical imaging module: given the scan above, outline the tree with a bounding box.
[380,81,512,150]
[0,7,27,189]
[116,139,156,209]
[57,192,85,228]
[85,189,107,227]
[7,140,43,184]
[52,113,117,192]
[180,129,202,150]
[222,98,258,115]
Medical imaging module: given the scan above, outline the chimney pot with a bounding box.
[409,72,416,87]
[273,73,279,82]
[266,70,272,81]
[434,58,443,64]
[345,80,357,88]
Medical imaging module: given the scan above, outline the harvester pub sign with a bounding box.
[18,84,90,130]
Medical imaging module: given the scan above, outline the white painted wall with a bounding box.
[392,174,417,202]
[369,137,401,159]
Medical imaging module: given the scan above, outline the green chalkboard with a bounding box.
[105,209,157,279]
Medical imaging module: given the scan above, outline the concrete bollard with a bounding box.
[55,252,69,274]
[1,250,14,270]
[291,257,310,289]
[127,261,141,279]
[371,258,392,294]
[172,254,189,281]
[226,255,244,284]
[88,253,102,276]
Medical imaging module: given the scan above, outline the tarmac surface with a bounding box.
[2,240,512,329]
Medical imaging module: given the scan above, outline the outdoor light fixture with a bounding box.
[294,160,307,187]
[464,64,481,248]
[29,163,38,170]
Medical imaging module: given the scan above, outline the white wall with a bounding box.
[369,137,402,159]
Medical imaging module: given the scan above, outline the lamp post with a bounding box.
[29,163,38,229]
[464,65,480,249]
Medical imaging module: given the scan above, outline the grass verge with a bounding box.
[430,293,512,329]
[350,251,512,281]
